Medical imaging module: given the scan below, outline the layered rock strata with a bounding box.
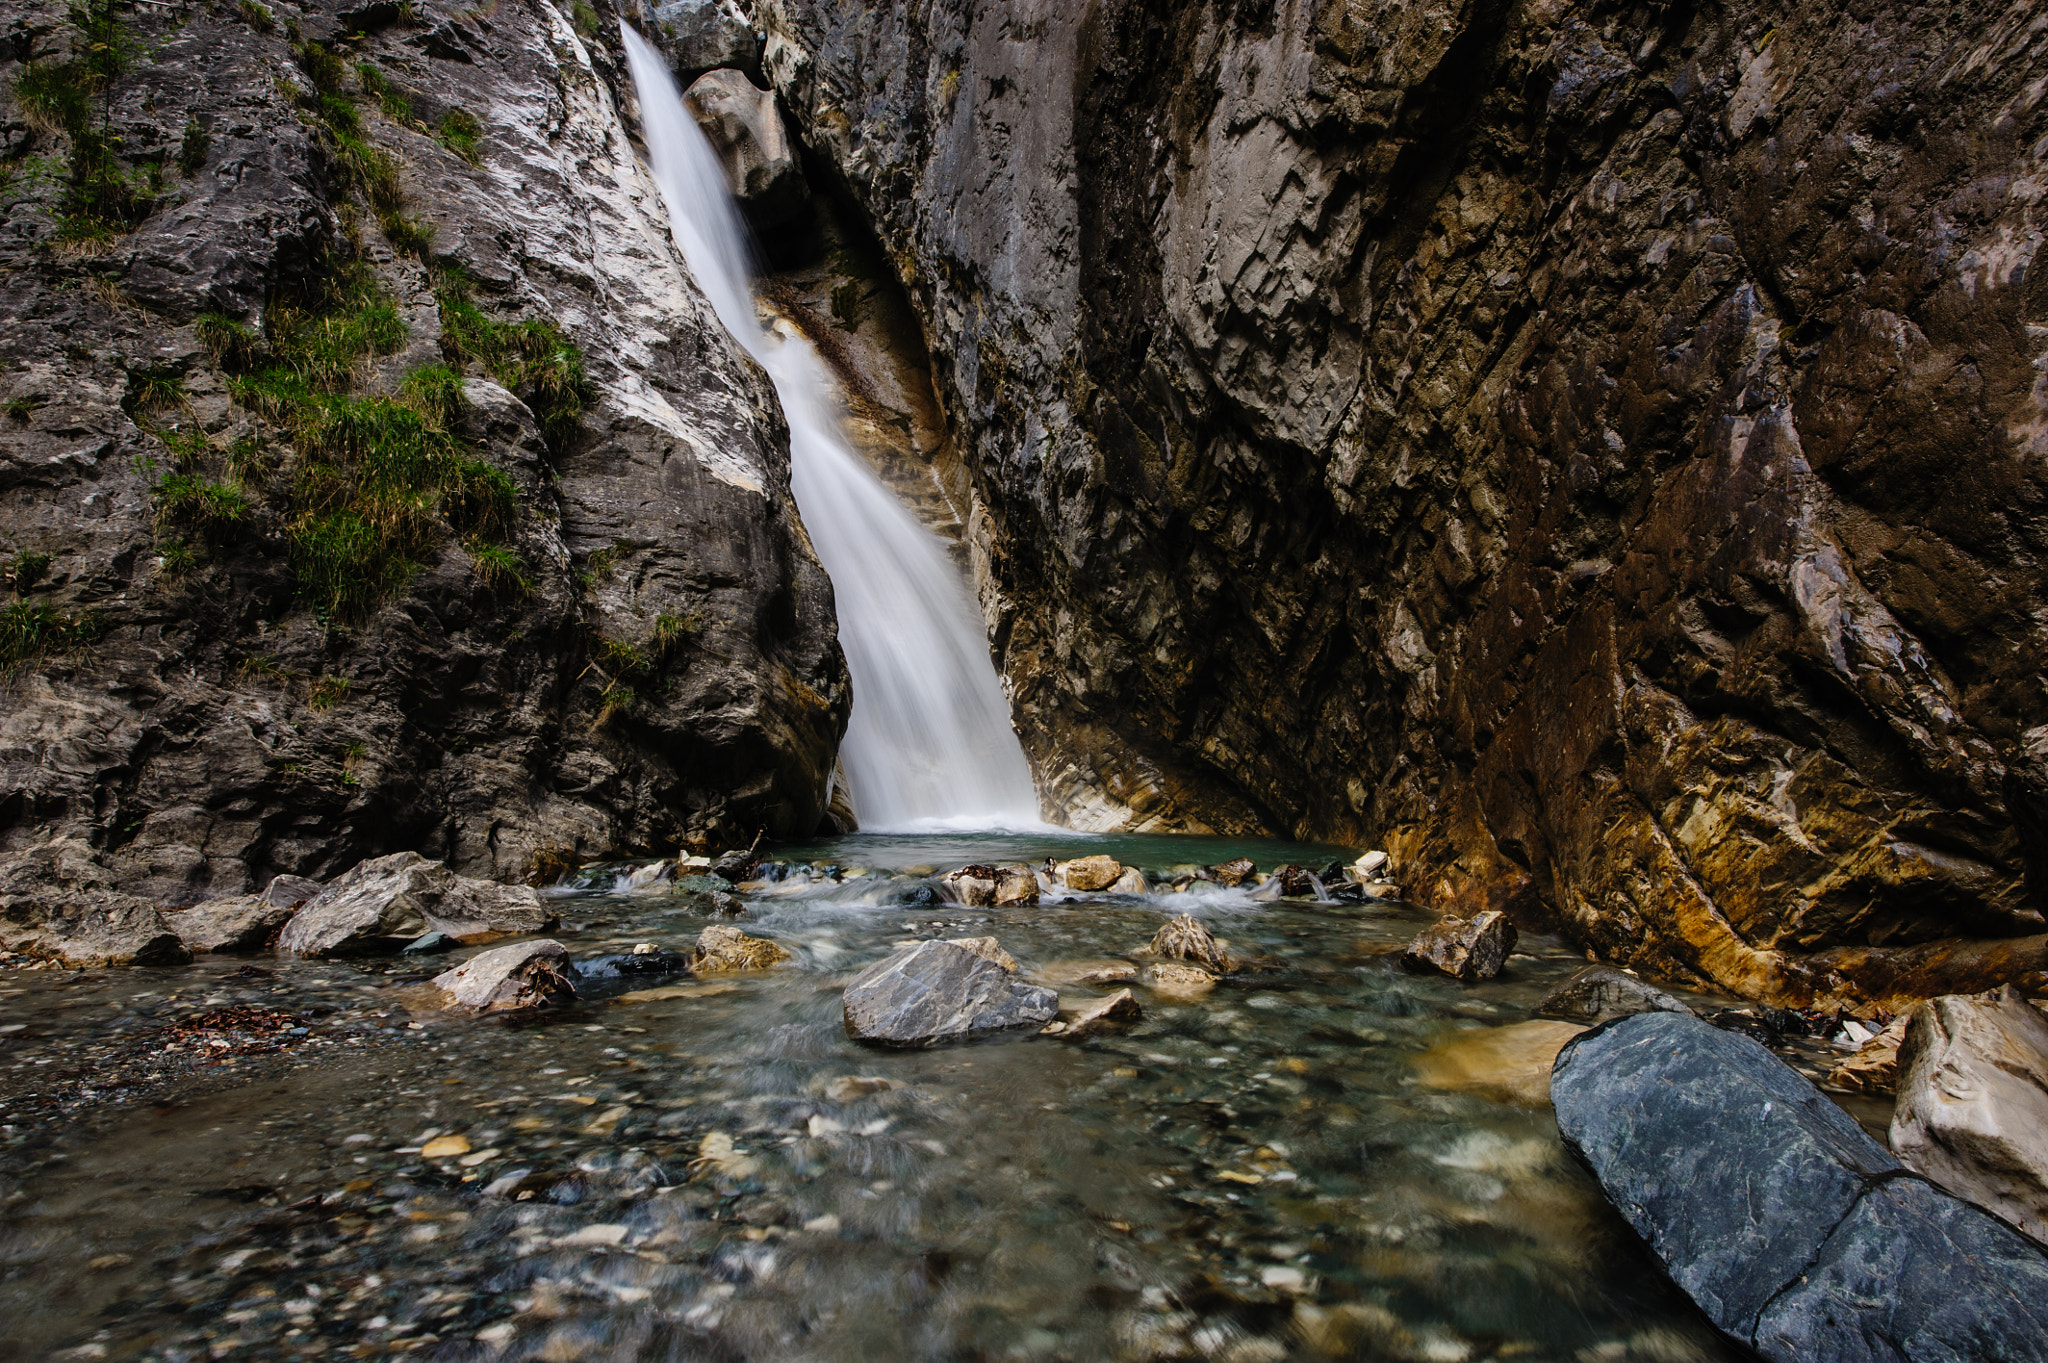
[756,0,2048,1003]
[0,0,848,940]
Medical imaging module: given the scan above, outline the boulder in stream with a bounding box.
[1210,858,1256,887]
[843,939,1057,1046]
[1402,910,1516,982]
[170,874,323,953]
[992,866,1040,906]
[276,852,553,957]
[1150,914,1226,972]
[1553,1010,2048,1362]
[1891,986,2048,1244]
[944,865,1000,906]
[1057,855,1125,892]
[693,924,792,972]
[1534,965,1691,1024]
[431,940,577,1014]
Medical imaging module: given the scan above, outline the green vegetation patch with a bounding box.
[11,0,158,245]
[432,265,592,452]
[0,601,105,668]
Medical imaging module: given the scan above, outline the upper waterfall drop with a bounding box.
[621,27,1046,833]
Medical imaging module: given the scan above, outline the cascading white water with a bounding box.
[622,28,1045,832]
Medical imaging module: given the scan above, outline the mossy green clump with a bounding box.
[4,552,52,595]
[435,108,481,164]
[467,541,530,595]
[295,42,422,255]
[433,266,592,452]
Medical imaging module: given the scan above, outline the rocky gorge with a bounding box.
[5,0,2048,1358]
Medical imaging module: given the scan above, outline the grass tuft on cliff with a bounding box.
[12,0,158,245]
[0,601,106,669]
[432,265,593,452]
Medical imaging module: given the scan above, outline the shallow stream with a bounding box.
[1,835,1769,1361]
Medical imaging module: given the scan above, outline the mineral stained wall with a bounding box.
[757,0,2048,1003]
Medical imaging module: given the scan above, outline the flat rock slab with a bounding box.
[277,852,552,957]
[431,940,576,1014]
[1535,965,1691,1024]
[1892,986,2048,1243]
[844,940,1058,1047]
[1553,1011,2048,1362]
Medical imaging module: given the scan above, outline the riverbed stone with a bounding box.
[947,936,1019,973]
[1402,910,1516,982]
[1058,855,1125,892]
[843,939,1058,1046]
[431,940,576,1014]
[992,867,1040,906]
[693,924,792,972]
[1044,988,1142,1038]
[1553,1010,2048,1361]
[1826,1016,1910,1094]
[1890,987,2048,1244]
[276,853,553,957]
[1142,962,1218,999]
[1414,1020,1586,1106]
[1534,965,1691,1024]
[1150,914,1226,972]
[1210,859,1256,887]
[1109,867,1149,896]
[945,866,999,906]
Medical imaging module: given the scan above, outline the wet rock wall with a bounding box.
[0,0,847,954]
[755,0,2048,1003]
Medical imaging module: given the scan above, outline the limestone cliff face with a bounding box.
[0,0,846,957]
[758,0,2048,1002]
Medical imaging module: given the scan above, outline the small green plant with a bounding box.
[156,537,199,575]
[154,473,249,531]
[15,0,157,246]
[436,108,481,164]
[828,280,865,332]
[237,652,287,681]
[467,540,529,595]
[595,677,635,726]
[125,366,187,415]
[399,363,463,425]
[651,608,702,660]
[0,601,104,668]
[571,1,598,37]
[5,396,42,423]
[583,539,631,581]
[238,0,276,32]
[196,311,258,369]
[177,118,209,176]
[3,552,52,595]
[596,635,645,676]
[308,674,352,709]
[357,63,413,122]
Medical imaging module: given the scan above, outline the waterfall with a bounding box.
[621,28,1045,832]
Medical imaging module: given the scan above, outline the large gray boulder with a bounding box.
[1535,965,1692,1024]
[683,68,810,233]
[276,853,553,958]
[1891,987,2048,1244]
[843,940,1058,1046]
[170,875,323,953]
[1553,1011,2048,1362]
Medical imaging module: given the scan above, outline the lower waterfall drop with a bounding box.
[621,27,1045,832]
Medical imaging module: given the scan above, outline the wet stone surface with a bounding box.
[2,834,1765,1361]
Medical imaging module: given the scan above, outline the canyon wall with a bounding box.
[0,0,845,959]
[757,0,2048,1003]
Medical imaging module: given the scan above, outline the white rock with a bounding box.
[1891,985,2048,1243]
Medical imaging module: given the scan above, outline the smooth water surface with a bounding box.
[0,834,1739,1362]
[621,28,1043,832]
